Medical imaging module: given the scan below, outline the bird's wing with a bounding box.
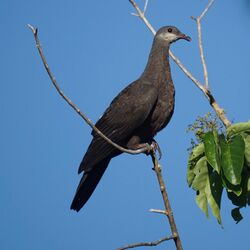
[78,81,158,173]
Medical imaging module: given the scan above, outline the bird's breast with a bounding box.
[150,80,175,135]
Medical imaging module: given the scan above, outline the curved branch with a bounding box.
[27,24,149,155]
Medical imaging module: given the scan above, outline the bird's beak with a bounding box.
[178,33,191,42]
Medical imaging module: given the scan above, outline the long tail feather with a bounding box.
[70,158,111,212]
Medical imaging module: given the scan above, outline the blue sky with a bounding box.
[1,0,250,249]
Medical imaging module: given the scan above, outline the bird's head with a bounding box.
[155,26,191,44]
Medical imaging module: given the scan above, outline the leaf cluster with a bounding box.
[187,118,250,224]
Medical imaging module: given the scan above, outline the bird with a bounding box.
[70,26,191,212]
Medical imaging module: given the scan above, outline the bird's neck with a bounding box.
[141,40,171,84]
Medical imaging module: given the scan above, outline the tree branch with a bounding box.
[27,24,151,156]
[117,235,176,250]
[128,0,231,128]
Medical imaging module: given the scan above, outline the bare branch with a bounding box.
[131,0,150,17]
[197,20,209,88]
[200,0,215,20]
[192,0,215,89]
[27,24,151,155]
[117,235,176,250]
[128,0,231,128]
[149,208,167,215]
[143,0,149,14]
[129,0,156,35]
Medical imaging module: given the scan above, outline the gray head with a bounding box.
[155,26,191,44]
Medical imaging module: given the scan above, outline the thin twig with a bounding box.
[192,0,215,89]
[129,0,155,34]
[149,208,167,215]
[27,24,150,155]
[200,0,215,19]
[131,0,149,17]
[117,235,176,250]
[128,0,231,128]
[143,0,149,14]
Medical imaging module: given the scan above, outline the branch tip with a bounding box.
[149,208,167,215]
[200,0,215,20]
[27,24,37,35]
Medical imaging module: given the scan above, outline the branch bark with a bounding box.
[129,0,231,128]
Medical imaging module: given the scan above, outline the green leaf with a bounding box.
[243,134,250,168]
[196,190,209,218]
[191,156,208,191]
[189,143,205,163]
[187,165,195,187]
[187,143,205,186]
[203,131,220,173]
[205,171,223,224]
[220,134,245,185]
[191,157,209,217]
[231,208,243,224]
[193,162,223,224]
[227,169,250,207]
[227,121,250,138]
[221,174,242,196]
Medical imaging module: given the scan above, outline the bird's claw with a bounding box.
[138,141,162,160]
[150,140,162,160]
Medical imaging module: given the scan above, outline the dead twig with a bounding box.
[131,0,149,17]
[149,208,167,215]
[27,24,151,156]
[117,235,176,250]
[128,0,231,128]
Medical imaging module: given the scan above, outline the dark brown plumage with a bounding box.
[71,26,191,211]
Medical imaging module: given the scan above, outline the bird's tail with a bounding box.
[70,158,111,212]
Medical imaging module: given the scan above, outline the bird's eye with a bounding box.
[168,28,173,33]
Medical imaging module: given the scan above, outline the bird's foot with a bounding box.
[150,140,162,160]
[130,141,162,160]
